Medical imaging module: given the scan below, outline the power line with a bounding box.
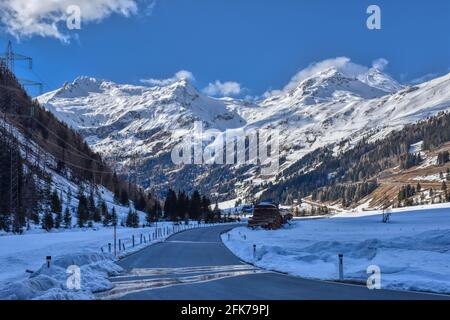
[0,41,43,94]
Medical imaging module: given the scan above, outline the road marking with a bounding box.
[117,264,254,277]
[98,268,268,300]
[166,240,219,244]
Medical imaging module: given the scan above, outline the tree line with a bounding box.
[0,61,157,232]
[261,111,450,207]
[163,189,220,222]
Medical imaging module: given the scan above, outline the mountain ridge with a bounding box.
[38,67,450,201]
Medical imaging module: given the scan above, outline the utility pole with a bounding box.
[0,41,43,93]
[0,41,43,233]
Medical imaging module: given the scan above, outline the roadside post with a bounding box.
[46,256,51,268]
[253,244,256,259]
[338,254,344,281]
[114,223,117,257]
[108,243,111,254]
[132,235,135,248]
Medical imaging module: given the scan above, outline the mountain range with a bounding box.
[38,66,450,202]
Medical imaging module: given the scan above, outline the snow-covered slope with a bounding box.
[38,69,450,200]
[39,77,248,168]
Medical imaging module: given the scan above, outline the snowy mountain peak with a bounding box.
[49,76,112,99]
[286,67,388,104]
[164,78,200,98]
[360,68,403,93]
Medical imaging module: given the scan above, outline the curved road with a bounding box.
[101,224,448,300]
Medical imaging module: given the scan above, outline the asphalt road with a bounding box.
[102,224,448,300]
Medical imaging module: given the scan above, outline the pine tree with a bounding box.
[102,210,111,226]
[126,209,139,228]
[201,196,211,222]
[213,201,221,222]
[120,189,129,206]
[164,189,178,221]
[76,186,89,227]
[154,201,162,221]
[98,200,108,224]
[145,205,154,226]
[189,190,202,220]
[55,210,62,229]
[91,196,104,223]
[0,140,12,232]
[176,191,188,220]
[135,193,147,211]
[42,210,54,231]
[66,187,72,206]
[63,207,72,228]
[110,207,118,226]
[50,190,62,229]
[87,191,96,222]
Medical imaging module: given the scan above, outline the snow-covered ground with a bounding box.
[223,204,450,294]
[0,221,211,299]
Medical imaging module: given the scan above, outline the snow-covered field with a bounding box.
[0,222,208,299]
[223,205,450,294]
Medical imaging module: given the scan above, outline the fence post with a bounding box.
[122,242,126,251]
[253,244,256,259]
[140,234,143,244]
[338,254,344,281]
[108,243,111,254]
[132,235,135,248]
[118,239,121,252]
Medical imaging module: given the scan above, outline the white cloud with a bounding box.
[203,81,242,96]
[372,58,389,71]
[263,57,389,98]
[0,0,149,42]
[140,70,195,86]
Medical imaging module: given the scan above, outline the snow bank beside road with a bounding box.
[222,207,450,294]
[0,222,203,299]
[0,253,121,300]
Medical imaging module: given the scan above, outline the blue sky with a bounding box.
[0,0,449,97]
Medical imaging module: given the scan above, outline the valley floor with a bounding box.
[222,204,450,294]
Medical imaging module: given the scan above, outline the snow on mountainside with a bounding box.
[38,69,450,200]
[39,77,247,168]
[360,68,403,93]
